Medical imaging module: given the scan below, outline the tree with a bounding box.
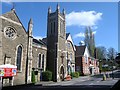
[84,27,89,47]
[89,28,95,57]
[107,47,116,60]
[84,26,95,57]
[115,53,120,64]
[96,46,107,60]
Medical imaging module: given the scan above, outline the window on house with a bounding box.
[70,53,72,60]
[66,52,68,59]
[42,54,44,69]
[85,55,88,64]
[16,46,22,71]
[67,42,70,48]
[38,54,41,68]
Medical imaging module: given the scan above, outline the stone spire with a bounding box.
[29,18,33,25]
[28,18,33,37]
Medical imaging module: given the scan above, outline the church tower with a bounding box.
[27,18,33,83]
[47,4,67,82]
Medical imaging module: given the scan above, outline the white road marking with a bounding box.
[80,80,85,81]
[97,81,100,83]
[89,83,93,85]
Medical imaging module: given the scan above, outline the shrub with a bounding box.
[74,72,79,78]
[42,70,52,81]
[70,72,74,78]
[70,72,79,78]
[31,71,36,83]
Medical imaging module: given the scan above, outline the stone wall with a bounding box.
[1,15,28,85]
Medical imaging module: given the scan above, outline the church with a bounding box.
[0,4,76,86]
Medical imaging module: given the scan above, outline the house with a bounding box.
[66,33,76,75]
[75,45,90,75]
[75,45,99,75]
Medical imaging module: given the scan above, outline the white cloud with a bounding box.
[80,41,85,45]
[96,44,102,47]
[1,0,12,4]
[66,11,102,27]
[33,36,44,40]
[73,32,85,38]
[74,30,97,39]
[92,31,97,35]
[91,26,98,30]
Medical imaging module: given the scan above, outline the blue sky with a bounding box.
[1,2,118,52]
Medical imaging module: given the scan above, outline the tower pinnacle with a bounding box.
[48,6,51,14]
[56,3,60,12]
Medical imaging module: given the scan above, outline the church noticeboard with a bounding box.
[0,68,17,77]
[0,64,17,77]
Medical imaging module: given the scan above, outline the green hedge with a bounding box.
[42,70,52,81]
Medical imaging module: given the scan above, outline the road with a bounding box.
[38,70,119,86]
[2,70,120,90]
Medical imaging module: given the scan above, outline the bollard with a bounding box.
[103,74,106,81]
[107,73,110,79]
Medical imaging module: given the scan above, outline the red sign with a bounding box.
[0,68,17,77]
[4,68,12,77]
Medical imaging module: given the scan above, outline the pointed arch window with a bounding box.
[42,54,44,69]
[38,54,41,68]
[16,46,22,71]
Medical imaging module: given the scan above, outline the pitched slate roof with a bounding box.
[42,38,47,45]
[75,45,86,56]
[66,33,70,39]
[33,38,46,47]
[66,33,76,51]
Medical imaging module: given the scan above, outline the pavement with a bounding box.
[35,74,119,86]
[35,75,90,85]
[2,70,120,90]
